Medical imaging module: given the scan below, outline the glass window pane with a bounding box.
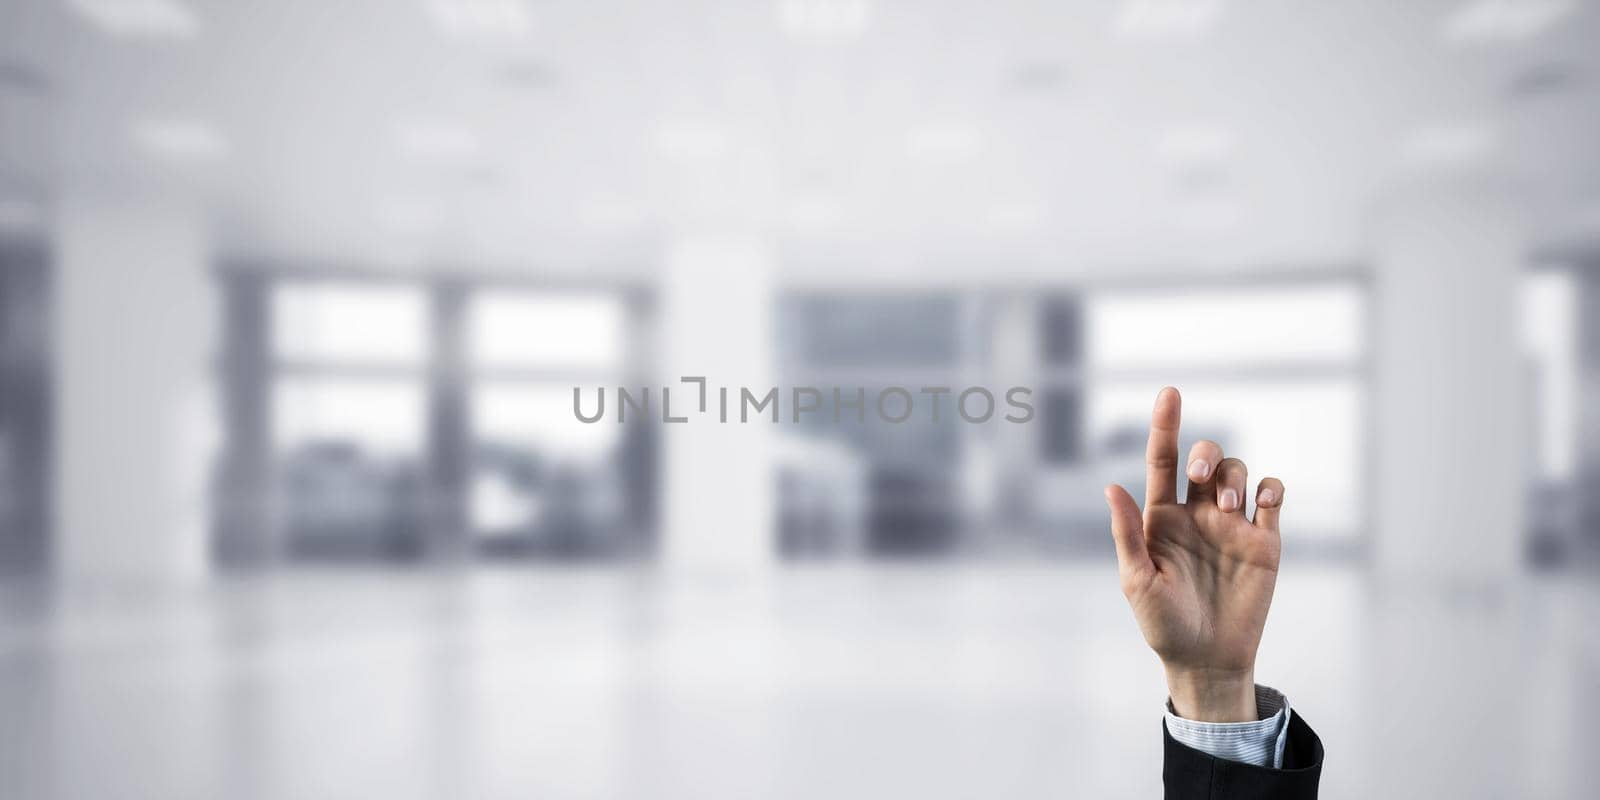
[469,293,625,370]
[473,384,622,463]
[1087,380,1362,538]
[273,283,429,364]
[1087,285,1365,368]
[273,376,426,458]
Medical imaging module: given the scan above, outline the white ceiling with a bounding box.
[1,0,1598,277]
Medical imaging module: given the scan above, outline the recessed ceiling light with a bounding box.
[422,0,531,38]
[655,121,729,161]
[131,119,228,161]
[1443,0,1575,44]
[1400,123,1498,169]
[395,122,481,161]
[778,0,871,43]
[1112,0,1224,41]
[67,0,199,38]
[906,124,983,163]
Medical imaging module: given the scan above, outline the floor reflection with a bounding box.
[0,564,1594,799]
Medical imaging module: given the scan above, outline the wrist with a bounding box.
[1164,666,1257,723]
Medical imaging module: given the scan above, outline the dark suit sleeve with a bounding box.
[1162,711,1324,799]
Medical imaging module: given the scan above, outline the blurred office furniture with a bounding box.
[470,443,633,558]
[775,435,867,558]
[1525,481,1578,566]
[280,441,425,561]
[866,465,962,555]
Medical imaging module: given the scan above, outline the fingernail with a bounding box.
[1188,460,1210,481]
[1258,488,1276,506]
[1220,489,1239,511]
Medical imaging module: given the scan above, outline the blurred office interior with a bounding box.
[0,0,1598,798]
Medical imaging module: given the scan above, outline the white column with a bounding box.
[54,194,215,583]
[1372,185,1525,579]
[658,235,776,575]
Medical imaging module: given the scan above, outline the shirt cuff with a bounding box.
[1163,684,1293,769]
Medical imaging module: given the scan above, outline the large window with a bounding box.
[1079,282,1367,544]
[246,277,649,562]
[773,281,1371,558]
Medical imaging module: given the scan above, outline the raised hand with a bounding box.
[1104,387,1286,723]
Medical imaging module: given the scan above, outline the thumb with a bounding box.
[1105,483,1150,577]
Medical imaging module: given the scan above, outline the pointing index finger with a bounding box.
[1145,386,1182,507]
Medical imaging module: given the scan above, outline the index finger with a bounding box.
[1144,386,1182,507]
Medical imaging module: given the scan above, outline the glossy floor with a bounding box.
[0,563,1594,799]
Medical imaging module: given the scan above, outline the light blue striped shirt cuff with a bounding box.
[1164,684,1292,769]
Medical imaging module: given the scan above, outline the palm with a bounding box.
[1131,503,1278,673]
[1105,388,1285,678]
